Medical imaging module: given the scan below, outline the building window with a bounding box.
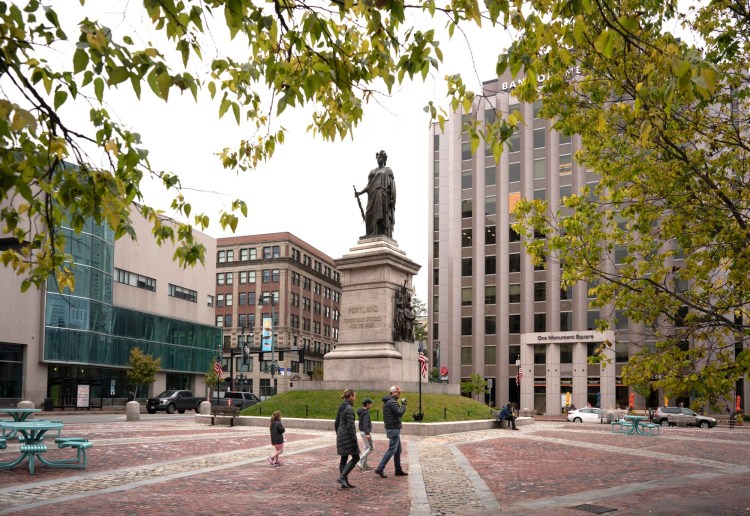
[509,162,520,183]
[216,273,225,286]
[433,241,439,258]
[218,250,226,263]
[560,184,572,199]
[485,316,496,335]
[560,154,572,175]
[433,268,439,286]
[533,100,543,118]
[485,256,496,275]
[263,246,281,259]
[587,310,599,330]
[485,285,496,304]
[560,284,573,300]
[169,284,197,303]
[534,158,546,179]
[534,313,546,332]
[225,294,233,306]
[462,258,472,276]
[461,317,472,336]
[462,199,472,218]
[509,226,521,242]
[509,345,520,363]
[560,312,572,331]
[216,315,224,327]
[225,314,233,328]
[461,346,472,365]
[462,170,472,189]
[559,133,572,144]
[509,284,521,303]
[485,195,496,216]
[509,314,520,334]
[240,248,248,261]
[225,272,233,285]
[249,248,257,260]
[485,166,496,186]
[217,294,225,307]
[207,295,214,307]
[534,189,546,201]
[616,342,629,363]
[533,127,546,148]
[462,229,472,247]
[485,225,496,245]
[534,282,546,302]
[534,344,546,364]
[560,343,573,363]
[509,130,520,152]
[509,253,520,273]
[461,287,472,306]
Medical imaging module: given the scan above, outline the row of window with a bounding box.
[454,310,609,336]
[114,268,156,292]
[456,341,629,367]
[218,246,280,263]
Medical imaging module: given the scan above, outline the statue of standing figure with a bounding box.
[354,150,396,238]
[393,280,415,342]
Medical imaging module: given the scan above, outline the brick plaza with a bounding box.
[1,417,748,515]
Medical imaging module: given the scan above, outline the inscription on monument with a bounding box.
[343,304,384,329]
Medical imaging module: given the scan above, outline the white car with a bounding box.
[567,407,612,423]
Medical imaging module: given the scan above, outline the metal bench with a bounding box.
[611,420,634,433]
[210,406,242,426]
[640,423,660,436]
[54,439,93,468]
[0,437,6,449]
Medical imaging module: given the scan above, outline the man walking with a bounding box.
[374,386,408,478]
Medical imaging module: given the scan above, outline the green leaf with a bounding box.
[157,72,171,101]
[94,77,104,102]
[53,90,68,110]
[73,49,88,74]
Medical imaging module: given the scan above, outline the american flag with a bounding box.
[418,351,428,378]
[214,356,223,379]
[515,366,523,386]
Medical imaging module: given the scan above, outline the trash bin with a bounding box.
[43,398,54,411]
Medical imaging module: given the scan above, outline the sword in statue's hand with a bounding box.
[353,185,365,221]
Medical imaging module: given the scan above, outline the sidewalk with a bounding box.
[1,418,748,515]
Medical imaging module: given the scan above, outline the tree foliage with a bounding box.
[1,0,449,290]
[460,372,488,397]
[412,295,428,342]
[493,0,750,407]
[126,347,161,398]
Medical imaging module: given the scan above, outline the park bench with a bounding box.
[210,406,242,427]
[610,419,634,433]
[0,437,6,449]
[640,423,660,436]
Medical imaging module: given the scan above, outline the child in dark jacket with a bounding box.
[269,411,285,465]
[357,398,374,470]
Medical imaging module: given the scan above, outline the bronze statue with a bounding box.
[393,280,415,342]
[354,150,396,238]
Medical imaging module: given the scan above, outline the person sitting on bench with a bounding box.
[497,403,518,430]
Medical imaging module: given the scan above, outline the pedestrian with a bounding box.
[268,411,285,466]
[374,385,408,478]
[127,390,135,402]
[357,397,374,470]
[334,388,360,488]
[497,402,519,430]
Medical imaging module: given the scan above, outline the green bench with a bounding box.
[0,437,6,449]
[611,420,633,433]
[54,438,93,468]
[210,406,241,426]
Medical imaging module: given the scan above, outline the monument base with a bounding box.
[291,380,460,396]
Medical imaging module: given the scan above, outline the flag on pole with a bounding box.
[418,351,428,378]
[515,366,523,386]
[214,356,223,379]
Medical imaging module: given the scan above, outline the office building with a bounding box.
[215,233,341,398]
[0,207,221,407]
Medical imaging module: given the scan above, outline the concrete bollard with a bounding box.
[199,400,211,415]
[126,401,141,421]
[18,400,35,418]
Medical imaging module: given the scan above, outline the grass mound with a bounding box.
[241,390,496,423]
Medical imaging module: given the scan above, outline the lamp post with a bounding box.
[515,357,521,412]
[259,295,277,397]
[414,341,425,421]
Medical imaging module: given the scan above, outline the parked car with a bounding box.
[651,407,717,428]
[212,391,261,410]
[567,407,612,424]
[146,390,206,414]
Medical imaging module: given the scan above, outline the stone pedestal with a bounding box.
[324,237,421,384]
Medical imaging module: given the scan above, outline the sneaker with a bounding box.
[362,465,373,470]
[395,470,409,476]
[275,461,284,466]
[356,462,364,470]
[267,456,275,466]
[374,469,387,478]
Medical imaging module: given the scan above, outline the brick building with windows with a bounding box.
[215,233,341,398]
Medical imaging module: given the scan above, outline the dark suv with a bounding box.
[221,391,261,410]
[651,407,717,428]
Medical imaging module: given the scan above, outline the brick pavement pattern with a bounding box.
[0,419,748,515]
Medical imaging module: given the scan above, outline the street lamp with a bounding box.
[515,357,521,412]
[259,294,277,396]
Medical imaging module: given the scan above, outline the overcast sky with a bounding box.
[45,4,509,300]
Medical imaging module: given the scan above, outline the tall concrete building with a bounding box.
[0,207,221,407]
[429,72,644,415]
[215,233,341,397]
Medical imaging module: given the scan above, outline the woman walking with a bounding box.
[334,388,360,488]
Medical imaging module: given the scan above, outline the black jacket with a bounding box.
[335,401,360,456]
[357,407,372,434]
[270,420,285,445]
[382,395,406,430]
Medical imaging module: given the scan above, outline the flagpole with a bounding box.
[415,343,424,421]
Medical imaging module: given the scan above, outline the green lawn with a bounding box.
[240,390,497,423]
